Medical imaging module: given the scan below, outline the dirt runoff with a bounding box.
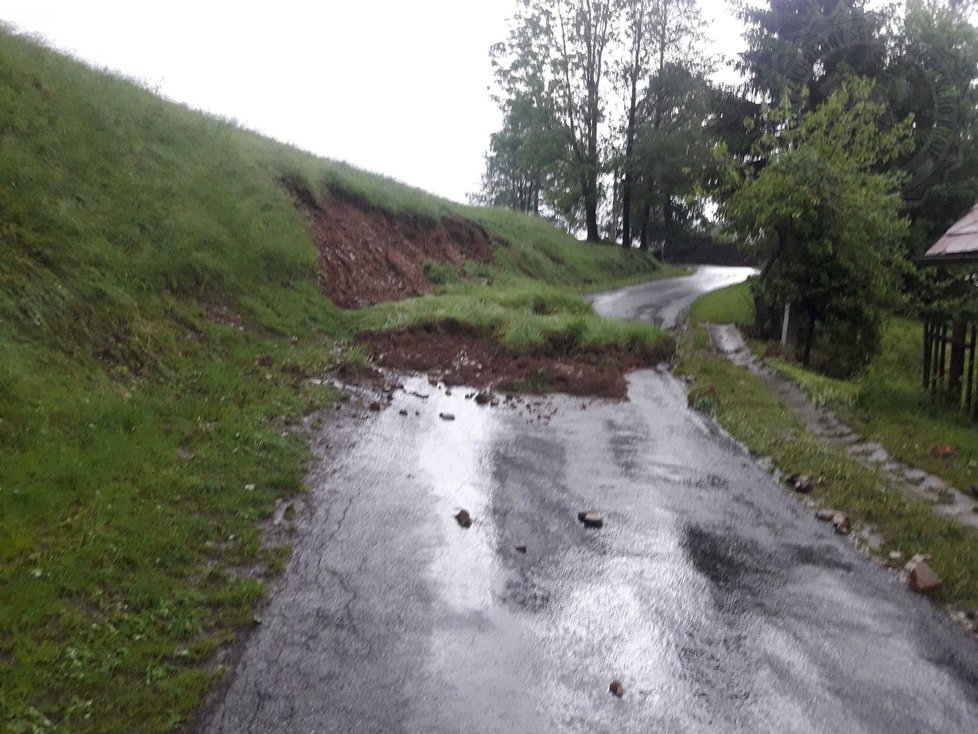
[289,186,496,308]
[358,322,670,399]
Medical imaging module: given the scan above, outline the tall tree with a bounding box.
[889,0,978,245]
[490,0,618,241]
[617,0,706,247]
[631,61,715,249]
[736,0,888,107]
[722,79,912,372]
[474,90,564,215]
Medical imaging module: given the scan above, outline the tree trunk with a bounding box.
[802,310,817,366]
[639,202,651,250]
[622,5,643,249]
[585,176,600,242]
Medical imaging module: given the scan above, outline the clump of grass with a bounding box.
[337,343,369,375]
[687,382,719,414]
[422,261,459,285]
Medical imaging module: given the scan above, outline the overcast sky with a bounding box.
[0,1,746,203]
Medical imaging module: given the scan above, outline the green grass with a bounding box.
[769,319,978,493]
[681,289,978,610]
[688,281,754,326]
[0,28,674,732]
[348,280,674,358]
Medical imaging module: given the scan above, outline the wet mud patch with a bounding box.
[287,183,497,308]
[358,321,664,400]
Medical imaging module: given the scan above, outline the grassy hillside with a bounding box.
[0,28,672,732]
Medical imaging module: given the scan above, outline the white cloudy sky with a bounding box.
[0,1,746,203]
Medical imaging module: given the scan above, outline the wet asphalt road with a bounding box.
[201,267,978,733]
[589,265,757,329]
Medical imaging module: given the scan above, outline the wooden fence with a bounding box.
[923,319,978,419]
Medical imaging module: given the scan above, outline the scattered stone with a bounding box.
[439,413,456,421]
[832,513,850,535]
[609,680,624,698]
[368,401,382,412]
[888,550,903,561]
[930,443,954,460]
[816,509,836,521]
[445,389,453,397]
[787,473,814,494]
[455,510,472,528]
[475,391,494,406]
[515,545,527,554]
[578,511,604,529]
[904,554,942,595]
[398,409,408,416]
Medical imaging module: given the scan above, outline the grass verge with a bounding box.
[679,291,978,612]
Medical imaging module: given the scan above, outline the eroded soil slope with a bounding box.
[292,187,495,308]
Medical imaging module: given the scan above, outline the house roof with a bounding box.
[918,202,978,266]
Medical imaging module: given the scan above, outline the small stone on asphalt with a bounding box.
[578,511,603,528]
[515,544,527,553]
[609,680,624,697]
[455,510,472,528]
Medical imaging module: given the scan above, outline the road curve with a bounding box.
[199,269,978,734]
[589,265,756,328]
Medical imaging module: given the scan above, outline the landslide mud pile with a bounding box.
[290,186,495,308]
[358,321,663,400]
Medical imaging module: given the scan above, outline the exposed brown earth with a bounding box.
[290,185,496,308]
[286,183,666,397]
[358,322,663,400]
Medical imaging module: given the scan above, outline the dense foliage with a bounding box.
[722,80,912,374]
